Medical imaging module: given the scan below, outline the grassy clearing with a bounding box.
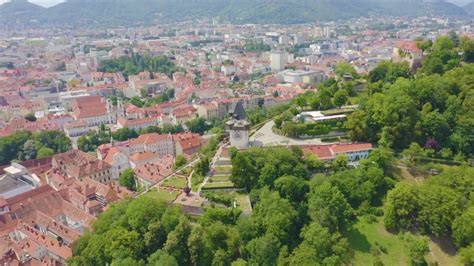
[389,164,420,184]
[178,167,192,175]
[202,181,235,190]
[143,189,179,202]
[162,177,187,188]
[214,166,232,175]
[204,191,252,212]
[191,173,204,191]
[233,192,252,212]
[345,216,408,265]
[209,175,231,182]
[345,216,461,266]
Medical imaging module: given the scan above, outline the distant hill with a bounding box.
[464,1,474,15]
[0,0,469,27]
[0,0,45,26]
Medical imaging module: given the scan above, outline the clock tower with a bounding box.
[226,101,251,149]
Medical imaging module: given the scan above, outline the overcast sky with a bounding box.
[0,0,64,7]
[0,0,471,7]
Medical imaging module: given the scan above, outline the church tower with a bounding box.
[117,97,125,119]
[226,101,251,149]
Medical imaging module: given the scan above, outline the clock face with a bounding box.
[233,131,242,140]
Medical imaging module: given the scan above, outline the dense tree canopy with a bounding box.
[0,130,71,164]
[98,53,177,79]
[346,62,474,157]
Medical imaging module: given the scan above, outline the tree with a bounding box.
[335,62,358,78]
[447,30,460,47]
[332,154,349,171]
[185,117,208,134]
[252,189,298,243]
[21,139,37,160]
[404,235,429,266]
[33,131,71,153]
[274,175,309,204]
[246,233,281,266]
[103,228,143,261]
[460,244,474,264]
[401,143,425,164]
[368,61,411,84]
[333,89,348,108]
[384,183,419,231]
[417,185,462,236]
[460,37,474,63]
[305,153,325,173]
[130,97,145,108]
[24,113,36,122]
[318,88,334,110]
[307,181,353,232]
[163,217,192,265]
[119,169,136,191]
[346,110,369,142]
[113,127,138,141]
[147,250,178,266]
[416,39,433,54]
[289,222,350,265]
[174,155,187,170]
[37,147,54,159]
[196,157,210,176]
[452,207,474,248]
[187,226,210,266]
[421,111,450,146]
[143,221,166,254]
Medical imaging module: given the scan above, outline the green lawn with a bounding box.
[205,191,252,212]
[209,175,231,182]
[233,192,252,212]
[214,166,232,174]
[162,177,187,188]
[202,181,235,190]
[191,173,204,191]
[345,217,461,265]
[178,167,192,175]
[143,189,179,202]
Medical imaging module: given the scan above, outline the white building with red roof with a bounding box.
[128,133,175,156]
[71,96,124,127]
[117,116,160,132]
[64,119,90,137]
[302,143,373,162]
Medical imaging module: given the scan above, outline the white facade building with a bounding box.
[270,51,289,72]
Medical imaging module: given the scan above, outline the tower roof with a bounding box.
[232,101,246,121]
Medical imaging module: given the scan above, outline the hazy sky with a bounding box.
[0,0,471,7]
[0,0,64,7]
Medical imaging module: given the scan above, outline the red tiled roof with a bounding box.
[129,133,172,145]
[72,96,107,119]
[302,143,373,160]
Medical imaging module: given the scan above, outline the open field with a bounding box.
[204,191,252,212]
[162,177,187,188]
[209,175,231,182]
[202,181,235,190]
[345,217,461,265]
[232,191,252,212]
[143,189,179,202]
